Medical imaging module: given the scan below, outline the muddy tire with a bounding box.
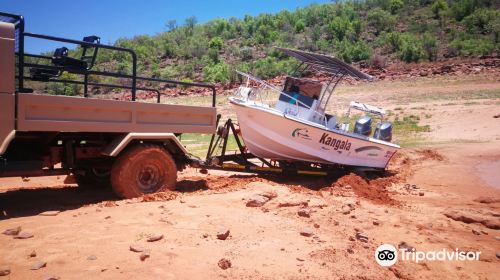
[75,168,111,188]
[110,145,177,198]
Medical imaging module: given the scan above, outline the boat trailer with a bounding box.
[191,114,383,177]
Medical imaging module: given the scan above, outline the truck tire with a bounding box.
[110,145,177,198]
[75,168,111,188]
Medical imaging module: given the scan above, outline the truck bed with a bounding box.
[17,94,217,134]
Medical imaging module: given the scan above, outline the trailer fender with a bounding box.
[102,133,188,157]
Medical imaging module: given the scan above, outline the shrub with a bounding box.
[336,40,372,63]
[389,0,404,14]
[422,33,438,61]
[367,8,396,35]
[398,35,425,62]
[240,46,253,61]
[46,73,82,96]
[203,61,231,83]
[209,36,224,50]
[295,19,305,33]
[450,0,478,21]
[463,8,500,34]
[431,0,448,19]
[450,37,495,56]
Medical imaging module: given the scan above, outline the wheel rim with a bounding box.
[135,162,164,193]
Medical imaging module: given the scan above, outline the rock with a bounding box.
[398,241,415,251]
[217,229,230,240]
[341,204,355,215]
[278,201,308,207]
[297,209,311,218]
[30,261,46,270]
[349,236,355,242]
[129,244,146,253]
[296,257,305,261]
[104,216,111,219]
[355,232,368,243]
[308,198,328,208]
[29,250,36,258]
[347,248,354,254]
[259,191,278,200]
[0,266,10,276]
[39,211,61,216]
[218,258,232,270]
[419,192,425,196]
[2,226,21,236]
[474,197,500,204]
[444,211,500,230]
[42,276,59,280]
[140,250,150,261]
[87,255,97,261]
[472,229,481,235]
[496,252,500,259]
[313,223,320,229]
[14,232,33,239]
[495,236,500,241]
[246,195,269,207]
[147,234,163,242]
[373,221,380,226]
[300,228,314,237]
[202,233,209,238]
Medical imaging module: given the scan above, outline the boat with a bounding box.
[229,48,400,169]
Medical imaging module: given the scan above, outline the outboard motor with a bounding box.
[353,116,372,136]
[374,122,393,142]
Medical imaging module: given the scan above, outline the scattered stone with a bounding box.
[2,226,21,236]
[259,191,278,200]
[31,261,47,270]
[341,203,355,215]
[419,192,425,196]
[129,244,146,253]
[278,201,308,207]
[349,236,355,242]
[14,232,34,239]
[217,229,230,240]
[202,233,209,238]
[495,236,500,241]
[398,241,415,251]
[347,248,354,254]
[297,209,311,218]
[496,252,500,259]
[300,228,314,237]
[313,223,320,229]
[104,216,111,219]
[87,255,97,261]
[39,211,61,216]
[29,250,36,258]
[180,199,186,203]
[355,232,368,243]
[218,258,232,270]
[42,276,59,280]
[147,234,163,242]
[246,195,270,207]
[296,257,305,262]
[373,221,380,226]
[140,250,150,261]
[0,266,10,276]
[472,229,481,235]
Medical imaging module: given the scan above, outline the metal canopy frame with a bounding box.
[277,47,373,81]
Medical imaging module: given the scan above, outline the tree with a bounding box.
[165,19,177,31]
[185,16,197,29]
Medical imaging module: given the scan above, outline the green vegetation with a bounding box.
[37,0,499,95]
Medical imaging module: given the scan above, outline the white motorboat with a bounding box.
[229,48,400,169]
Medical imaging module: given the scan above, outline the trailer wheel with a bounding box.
[110,145,177,198]
[75,168,111,188]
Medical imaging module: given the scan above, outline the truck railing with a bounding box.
[1,11,217,107]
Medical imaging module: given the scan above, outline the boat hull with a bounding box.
[230,99,399,169]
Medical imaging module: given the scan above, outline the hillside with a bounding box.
[31,0,500,95]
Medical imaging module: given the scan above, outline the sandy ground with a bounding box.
[1,73,499,279]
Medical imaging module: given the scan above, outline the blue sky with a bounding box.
[2,0,330,54]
